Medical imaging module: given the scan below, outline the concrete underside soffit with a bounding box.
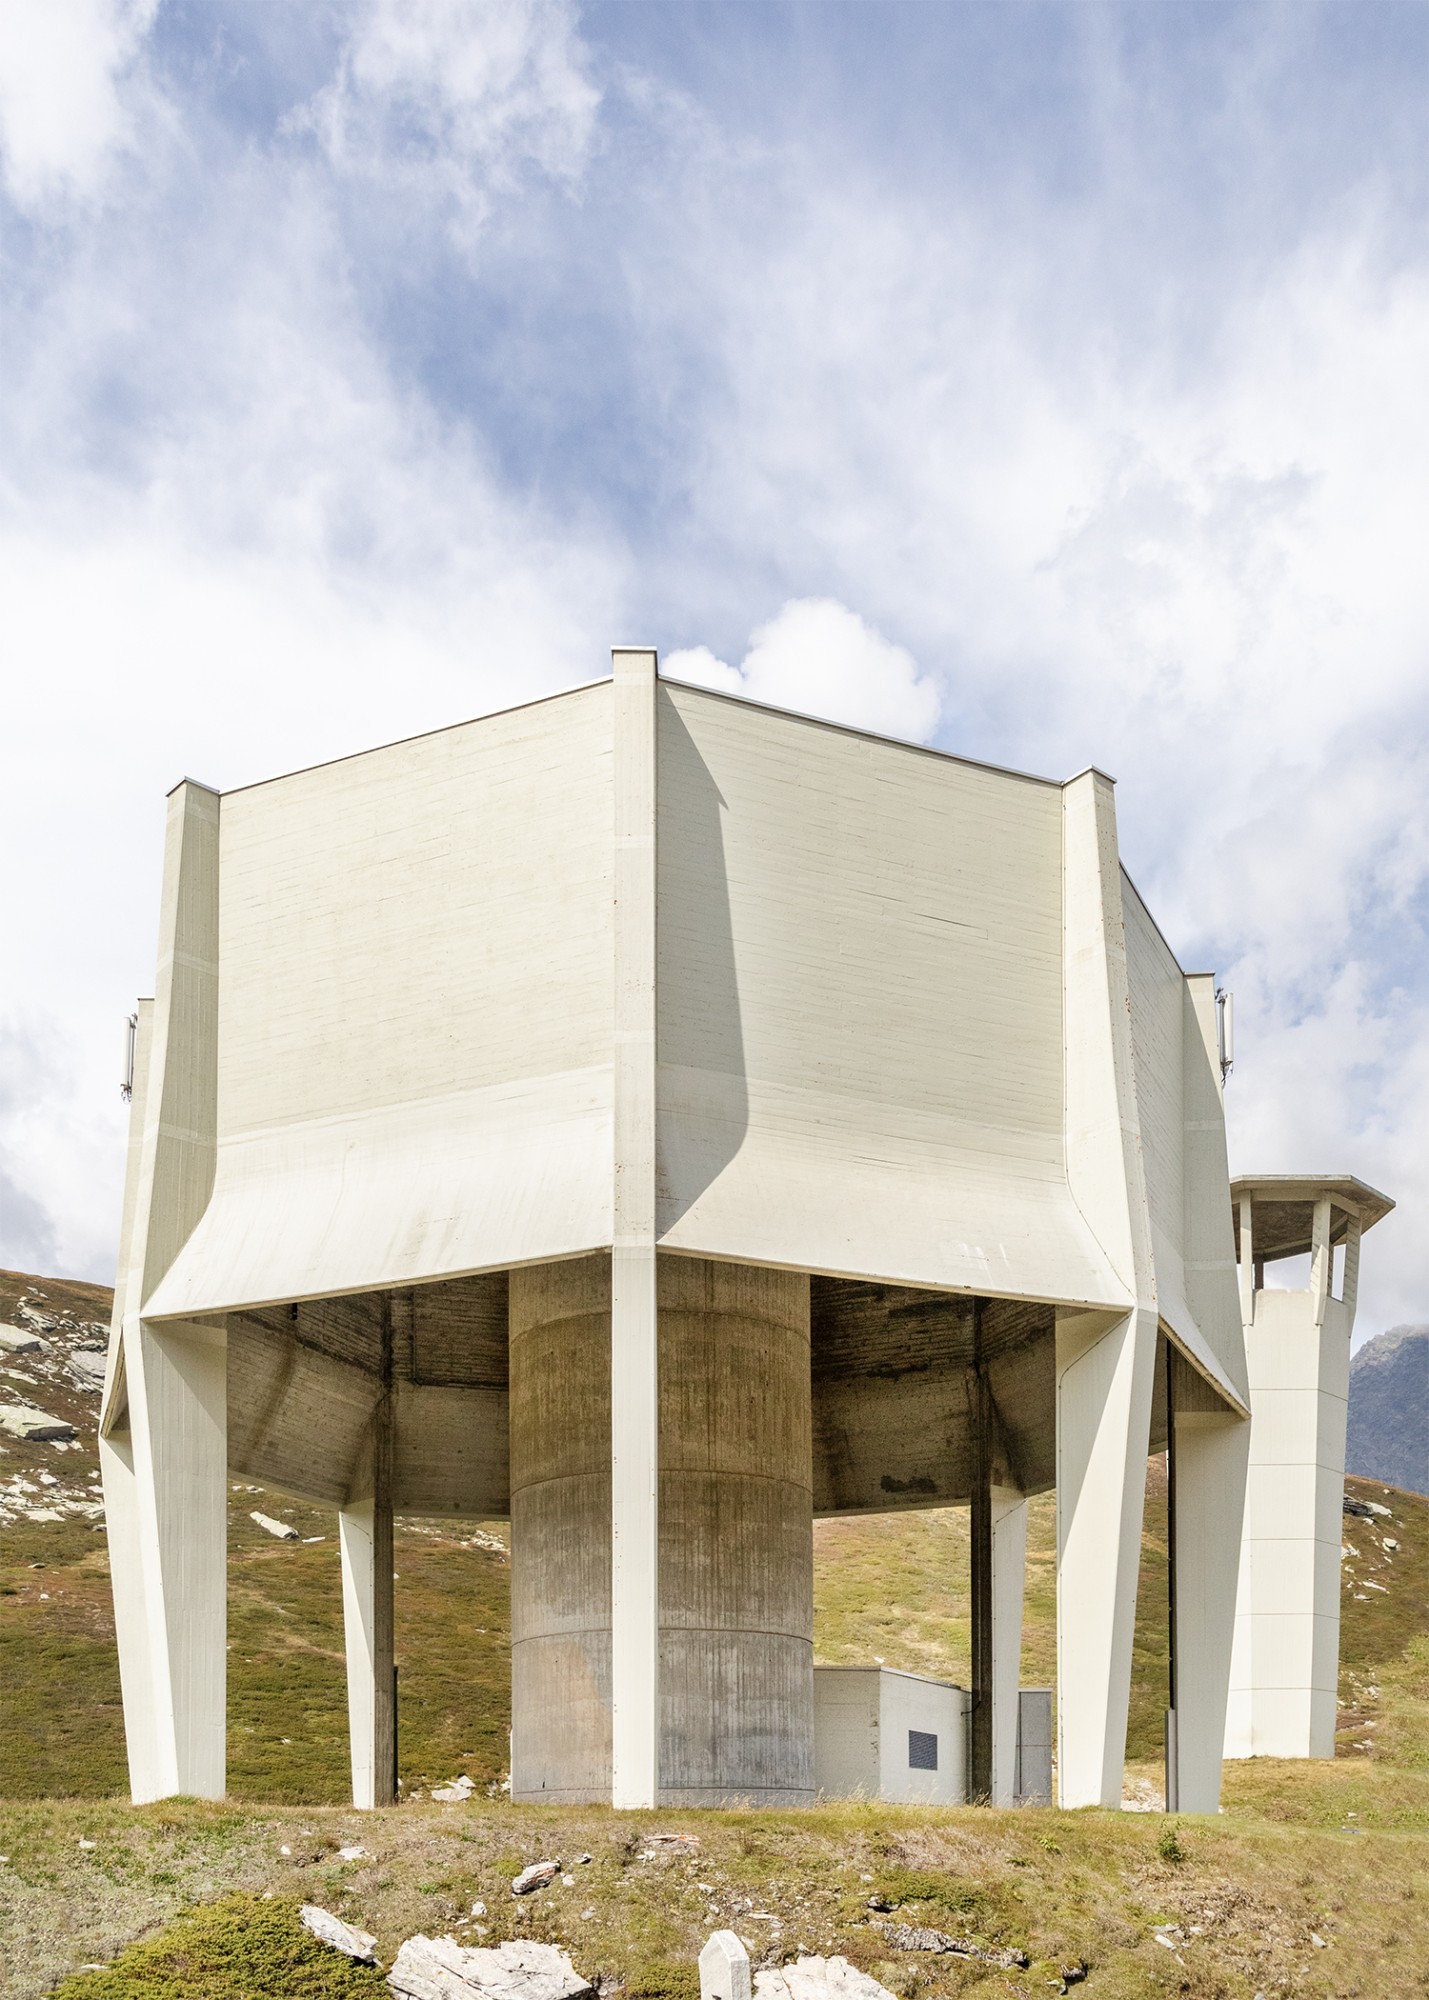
[810,1280,1056,1514]
[226,1272,511,1514]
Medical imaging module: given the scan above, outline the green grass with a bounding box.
[4,1786,1427,2000]
[47,1896,386,2000]
[4,1263,1429,1997]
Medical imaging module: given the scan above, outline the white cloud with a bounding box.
[667,599,941,743]
[0,0,159,210]
[638,161,1429,1338]
[0,40,624,1281]
[1,7,1424,1347]
[301,0,598,241]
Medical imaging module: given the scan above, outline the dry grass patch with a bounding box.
[2,1791,1428,2000]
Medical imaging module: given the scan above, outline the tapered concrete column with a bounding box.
[1056,1307,1158,1808]
[509,1253,813,1805]
[1168,1386,1247,1811]
[99,1426,161,1800]
[341,1331,395,1809]
[990,1483,1028,1806]
[127,1316,227,1800]
[101,780,223,1802]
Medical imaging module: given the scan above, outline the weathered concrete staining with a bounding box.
[510,1253,812,1805]
[509,1255,613,1802]
[105,652,1300,1815]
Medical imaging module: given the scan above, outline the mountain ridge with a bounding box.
[1348,1323,1428,1497]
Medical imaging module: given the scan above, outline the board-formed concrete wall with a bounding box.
[148,684,617,1317]
[101,650,1276,1817]
[510,1253,812,1806]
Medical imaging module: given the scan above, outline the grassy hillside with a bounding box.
[4,1265,1427,1800]
[4,1264,1429,1996]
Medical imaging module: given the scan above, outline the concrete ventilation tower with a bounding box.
[1224,1176,1394,1760]
[102,649,1257,1815]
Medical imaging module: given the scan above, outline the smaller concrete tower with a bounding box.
[1225,1175,1394,1760]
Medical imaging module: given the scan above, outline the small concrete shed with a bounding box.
[814,1666,969,1804]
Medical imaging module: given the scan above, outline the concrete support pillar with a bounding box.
[510,1255,613,1802]
[990,1483,1028,1806]
[126,1316,227,1800]
[611,645,660,1808]
[658,1255,813,1805]
[99,1425,161,1800]
[341,1320,395,1809]
[1055,1307,1157,1808]
[968,1350,994,1800]
[509,1253,813,1806]
[1168,1386,1248,1811]
[100,779,223,1803]
[968,1339,1026,1806]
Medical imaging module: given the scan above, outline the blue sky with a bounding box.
[1,0,1425,1338]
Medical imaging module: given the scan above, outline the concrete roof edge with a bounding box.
[661,674,1063,789]
[218,675,614,798]
[1230,1174,1396,1227]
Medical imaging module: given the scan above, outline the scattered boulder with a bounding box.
[0,1325,44,1354]
[69,1350,108,1388]
[16,1303,58,1332]
[0,1403,76,1442]
[388,1936,593,2000]
[754,1958,897,2000]
[512,1859,562,1894]
[250,1510,300,1541]
[433,1774,477,1803]
[301,1904,379,1963]
[873,1922,1029,1971]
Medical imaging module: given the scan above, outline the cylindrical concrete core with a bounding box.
[509,1253,813,1805]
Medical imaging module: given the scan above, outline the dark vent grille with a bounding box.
[908,1729,938,1771]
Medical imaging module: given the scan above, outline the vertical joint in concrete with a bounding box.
[611,646,659,1808]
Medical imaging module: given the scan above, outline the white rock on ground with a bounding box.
[68,1351,107,1387]
[301,1904,379,1963]
[511,1859,561,1893]
[388,1936,593,2000]
[250,1510,300,1540]
[754,1960,898,2000]
[0,1326,44,1354]
[0,1404,76,1442]
[432,1774,477,1802]
[699,1930,751,2000]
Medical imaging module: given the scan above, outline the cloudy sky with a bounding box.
[2,0,1425,1343]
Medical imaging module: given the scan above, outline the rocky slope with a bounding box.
[1348,1323,1428,1496]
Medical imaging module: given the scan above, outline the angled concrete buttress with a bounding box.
[104,650,1291,1813]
